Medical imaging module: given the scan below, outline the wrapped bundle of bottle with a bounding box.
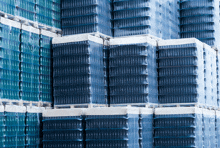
[203,109,215,147]
[0,0,61,29]
[154,107,203,147]
[42,108,84,148]
[0,18,20,100]
[109,36,158,105]
[217,52,220,106]
[20,25,40,102]
[158,38,205,104]
[179,0,220,47]
[112,0,179,39]
[61,0,112,37]
[26,106,44,147]
[52,34,106,105]
[139,108,153,148]
[35,0,61,29]
[203,44,217,107]
[84,107,139,148]
[4,105,26,147]
[39,30,57,103]
[216,110,220,147]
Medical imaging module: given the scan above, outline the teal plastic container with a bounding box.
[40,92,51,102]
[15,0,35,12]
[52,2,60,12]
[5,126,25,136]
[52,19,61,29]
[0,59,19,71]
[0,3,15,15]
[20,72,39,83]
[20,63,39,74]
[36,14,53,26]
[0,38,20,51]
[1,0,16,5]
[21,30,39,47]
[20,91,39,101]
[5,136,25,147]
[40,75,51,84]
[40,83,51,93]
[20,53,39,65]
[53,10,60,20]
[40,57,50,66]
[20,82,39,93]
[40,35,51,49]
[20,43,39,56]
[0,80,19,90]
[0,69,19,81]
[36,5,53,18]
[0,89,19,100]
[0,24,20,42]
[40,48,51,58]
[5,112,25,126]
[40,66,50,75]
[16,8,35,21]
[0,48,19,61]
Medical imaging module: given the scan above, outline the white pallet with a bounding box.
[110,103,158,108]
[54,104,108,109]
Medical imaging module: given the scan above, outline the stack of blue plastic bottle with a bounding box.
[15,0,36,21]
[109,36,158,104]
[20,25,40,102]
[154,107,203,147]
[42,108,84,148]
[179,0,220,47]
[39,30,57,103]
[0,18,20,100]
[0,0,61,29]
[52,34,106,105]
[26,106,44,148]
[217,52,220,106]
[36,0,61,29]
[112,0,179,39]
[103,40,110,104]
[216,110,220,147]
[0,0,16,16]
[203,109,216,148]
[139,108,153,148]
[4,105,26,148]
[203,44,217,107]
[84,107,139,148]
[0,106,4,147]
[158,38,205,104]
[61,0,112,36]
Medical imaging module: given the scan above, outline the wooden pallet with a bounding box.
[110,103,158,108]
[0,11,62,34]
[54,104,108,109]
[159,103,217,110]
[0,99,52,107]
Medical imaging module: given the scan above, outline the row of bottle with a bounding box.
[43,107,152,148]
[0,105,44,147]
[53,35,106,105]
[155,107,217,148]
[0,0,60,29]
[61,0,112,36]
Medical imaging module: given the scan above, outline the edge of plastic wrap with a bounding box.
[27,106,45,113]
[158,38,203,47]
[0,106,4,112]
[40,29,60,38]
[5,105,26,113]
[84,107,140,115]
[202,108,215,116]
[155,107,203,115]
[204,43,216,52]
[52,34,103,45]
[139,108,153,115]
[1,17,21,29]
[216,110,220,117]
[21,24,40,34]
[110,36,157,46]
[43,108,84,117]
